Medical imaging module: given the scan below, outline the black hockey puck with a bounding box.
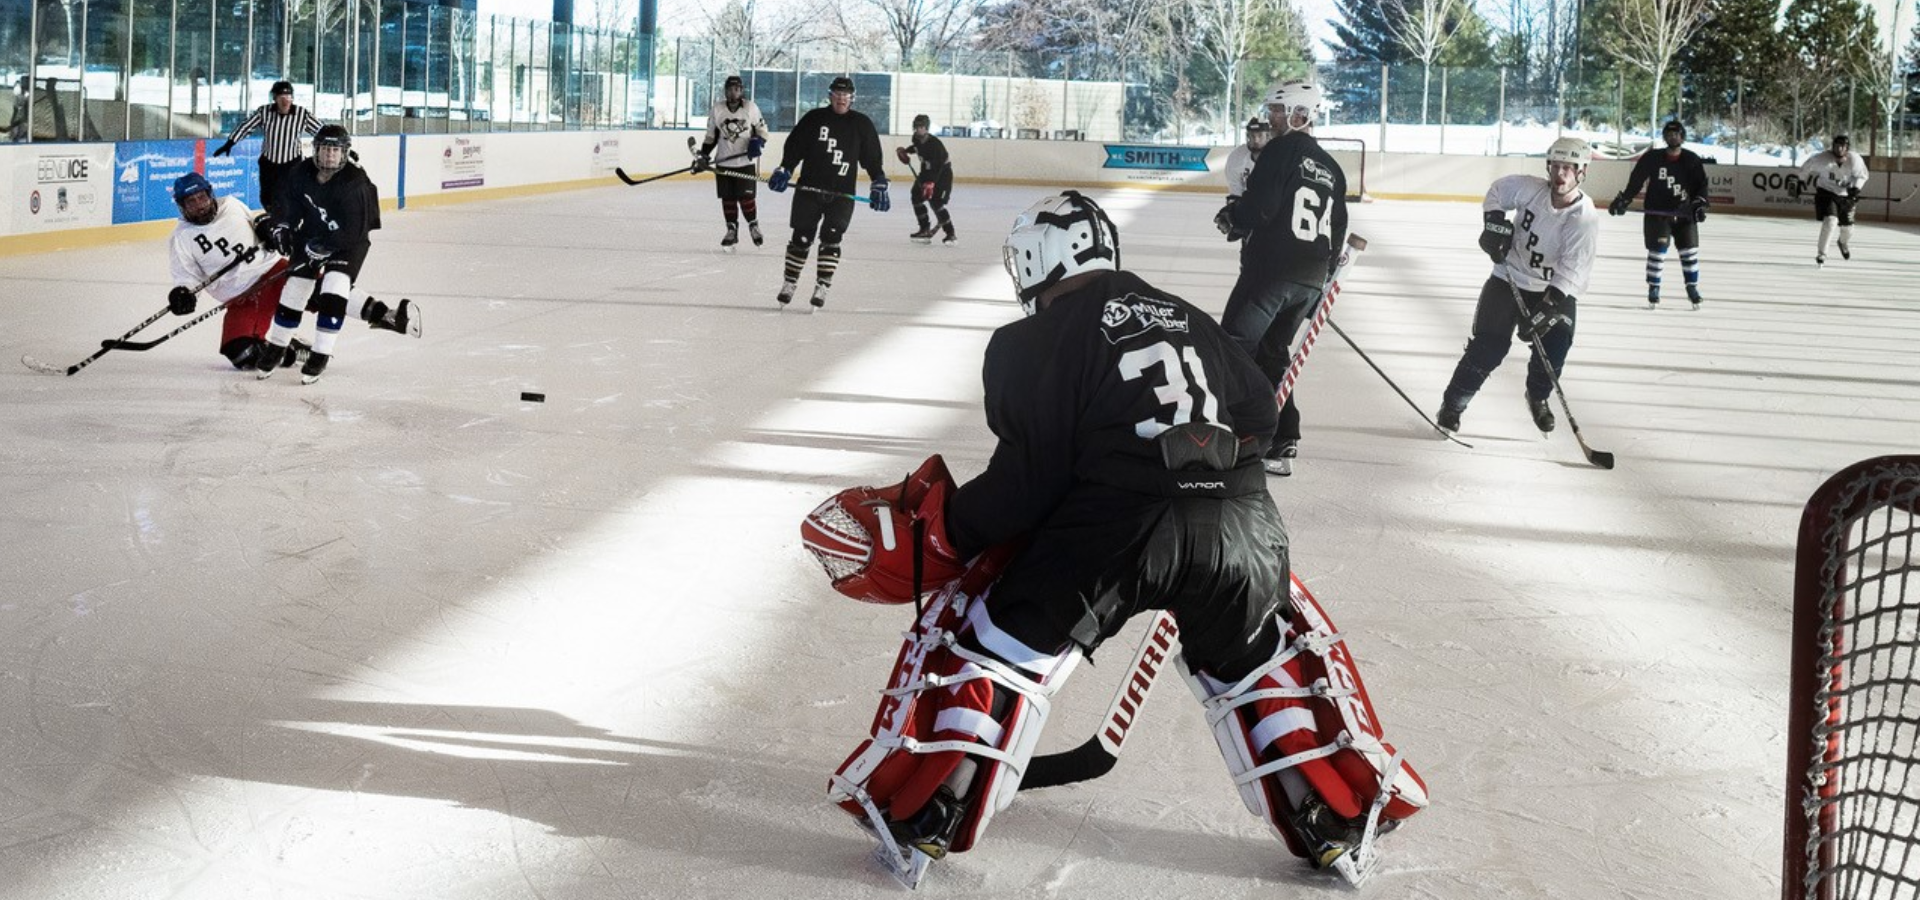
[521,391,545,403]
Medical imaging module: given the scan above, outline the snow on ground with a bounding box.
[1,178,1915,899]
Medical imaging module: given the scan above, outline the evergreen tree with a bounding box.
[1678,0,1789,123]
[1778,0,1883,142]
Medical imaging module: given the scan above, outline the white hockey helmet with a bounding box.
[1264,79,1328,121]
[1545,136,1591,167]
[1002,191,1120,315]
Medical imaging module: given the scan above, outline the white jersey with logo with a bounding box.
[704,99,770,164]
[1224,143,1258,197]
[1797,150,1869,196]
[169,197,282,302]
[1484,174,1600,297]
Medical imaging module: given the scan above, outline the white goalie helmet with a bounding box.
[1264,79,1328,120]
[1002,191,1121,315]
[1545,136,1592,167]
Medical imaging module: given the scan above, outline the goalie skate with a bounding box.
[839,781,939,889]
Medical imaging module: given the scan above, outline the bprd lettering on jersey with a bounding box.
[1100,293,1191,346]
[820,125,850,176]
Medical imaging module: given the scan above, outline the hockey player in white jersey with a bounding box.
[695,75,771,250]
[1213,116,1271,241]
[166,172,418,374]
[1436,137,1600,435]
[1791,134,1870,266]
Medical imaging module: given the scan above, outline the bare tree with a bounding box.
[1381,0,1469,124]
[1597,0,1713,129]
[1189,0,1289,135]
[861,0,989,66]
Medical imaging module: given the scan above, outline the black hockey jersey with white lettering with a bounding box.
[1229,130,1348,287]
[1621,148,1708,212]
[781,106,887,195]
[945,270,1277,557]
[274,160,380,255]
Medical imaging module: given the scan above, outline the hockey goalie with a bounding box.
[798,192,1426,889]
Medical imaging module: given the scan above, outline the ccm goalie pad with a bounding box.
[801,455,969,605]
[826,548,1081,888]
[1182,573,1428,886]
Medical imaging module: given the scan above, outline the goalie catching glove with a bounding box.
[801,454,969,605]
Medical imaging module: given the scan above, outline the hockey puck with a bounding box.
[520,391,545,403]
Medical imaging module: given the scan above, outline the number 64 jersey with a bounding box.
[944,270,1278,556]
[1229,130,1348,288]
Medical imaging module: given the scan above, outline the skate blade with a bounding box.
[870,837,934,889]
[1329,845,1379,887]
[1263,458,1292,477]
[301,374,322,385]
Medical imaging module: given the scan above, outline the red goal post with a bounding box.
[1782,455,1920,900]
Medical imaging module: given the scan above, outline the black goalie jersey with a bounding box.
[946,270,1277,557]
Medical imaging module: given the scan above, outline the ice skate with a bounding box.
[1646,286,1659,309]
[810,282,830,311]
[1838,241,1850,260]
[776,280,797,308]
[941,233,958,246]
[1436,403,1463,434]
[748,221,764,246]
[300,350,330,385]
[364,297,421,338]
[1263,439,1298,477]
[255,340,288,379]
[1815,254,1826,268]
[1528,396,1555,433]
[1686,284,1702,309]
[908,227,935,244]
[721,223,739,251]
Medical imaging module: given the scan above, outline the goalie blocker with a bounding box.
[801,455,1427,887]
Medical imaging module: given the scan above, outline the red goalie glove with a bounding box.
[801,455,969,605]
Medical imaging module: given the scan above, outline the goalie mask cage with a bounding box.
[1783,455,1920,900]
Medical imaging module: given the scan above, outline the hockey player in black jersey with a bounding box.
[805,192,1426,888]
[252,124,400,384]
[1610,120,1710,308]
[1225,80,1348,477]
[898,114,956,245]
[768,76,889,309]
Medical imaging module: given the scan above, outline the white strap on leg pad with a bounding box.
[1181,573,1428,882]
[829,554,1080,857]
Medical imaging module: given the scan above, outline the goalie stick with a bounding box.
[23,247,255,376]
[1502,277,1615,470]
[1022,232,1371,791]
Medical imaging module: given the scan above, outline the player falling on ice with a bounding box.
[694,75,770,251]
[767,75,889,310]
[801,191,1426,889]
[1791,134,1870,267]
[1609,120,1710,308]
[1437,136,1600,436]
[166,172,418,375]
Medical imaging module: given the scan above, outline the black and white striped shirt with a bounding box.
[225,104,324,164]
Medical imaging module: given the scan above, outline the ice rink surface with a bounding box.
[2,175,1916,900]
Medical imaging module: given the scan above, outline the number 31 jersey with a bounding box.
[945,270,1277,556]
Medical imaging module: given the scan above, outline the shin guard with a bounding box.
[1182,573,1428,885]
[829,549,1080,885]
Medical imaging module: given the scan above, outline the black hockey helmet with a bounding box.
[912,113,931,129]
[314,123,351,150]
[271,80,294,97]
[1831,134,1850,150]
[1662,119,1685,138]
[724,75,743,89]
[828,75,855,96]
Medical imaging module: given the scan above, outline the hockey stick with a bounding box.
[103,294,242,351]
[613,163,702,187]
[1502,277,1615,470]
[712,169,873,205]
[1324,317,1473,448]
[24,249,254,376]
[1022,233,1372,792]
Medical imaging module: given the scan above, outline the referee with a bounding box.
[214,80,322,212]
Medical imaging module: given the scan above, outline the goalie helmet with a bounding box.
[1544,136,1590,167]
[1001,191,1120,315]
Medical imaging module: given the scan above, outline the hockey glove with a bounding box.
[1516,286,1572,342]
[768,167,790,192]
[1478,211,1514,264]
[1788,178,1804,200]
[304,239,336,261]
[1688,197,1709,223]
[747,136,765,159]
[870,181,891,213]
[896,146,913,166]
[1847,186,1861,201]
[259,220,294,257]
[213,139,234,158]
[1608,193,1630,216]
[1214,198,1238,236]
[691,152,712,174]
[918,180,935,202]
[801,454,968,605]
[167,286,197,316]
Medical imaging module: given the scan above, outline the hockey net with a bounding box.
[1783,455,1920,900]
